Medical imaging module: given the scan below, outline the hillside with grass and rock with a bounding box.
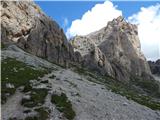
[1,1,160,120]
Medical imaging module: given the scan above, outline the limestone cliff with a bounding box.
[71,16,151,81]
[1,1,79,66]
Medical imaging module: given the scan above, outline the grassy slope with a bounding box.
[2,55,159,120]
[1,58,48,104]
[2,57,76,120]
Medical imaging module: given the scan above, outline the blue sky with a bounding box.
[36,1,158,32]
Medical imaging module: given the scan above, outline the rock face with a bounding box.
[71,36,114,76]
[71,16,151,81]
[148,59,160,76]
[1,1,78,66]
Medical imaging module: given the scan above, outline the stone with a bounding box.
[6,83,15,89]
[23,95,31,100]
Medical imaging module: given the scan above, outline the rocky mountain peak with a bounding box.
[71,16,151,81]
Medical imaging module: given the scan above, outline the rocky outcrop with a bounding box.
[71,16,151,81]
[148,59,160,76]
[1,1,78,66]
[71,36,114,76]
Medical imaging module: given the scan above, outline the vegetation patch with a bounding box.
[25,116,38,120]
[1,42,5,49]
[51,93,76,120]
[8,117,19,120]
[24,107,49,120]
[1,58,48,104]
[34,107,50,120]
[21,88,48,108]
[130,77,160,97]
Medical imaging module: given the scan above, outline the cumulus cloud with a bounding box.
[66,1,122,38]
[128,4,160,61]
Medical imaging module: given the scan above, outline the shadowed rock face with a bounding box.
[148,59,160,76]
[1,1,80,66]
[71,16,151,81]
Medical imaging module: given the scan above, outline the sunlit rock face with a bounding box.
[71,16,151,81]
[1,1,79,66]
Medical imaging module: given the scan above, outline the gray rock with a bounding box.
[6,83,15,89]
[22,95,31,100]
[148,59,160,76]
[71,16,152,81]
[71,36,114,76]
[1,1,77,66]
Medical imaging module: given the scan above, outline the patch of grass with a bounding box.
[34,107,50,120]
[24,107,50,120]
[23,84,33,93]
[1,58,48,104]
[51,93,76,120]
[8,117,19,120]
[1,87,16,104]
[130,77,160,97]
[25,116,38,120]
[21,88,48,108]
[109,82,160,110]
[1,42,5,49]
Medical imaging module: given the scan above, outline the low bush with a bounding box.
[51,93,76,120]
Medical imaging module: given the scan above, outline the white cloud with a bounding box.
[128,4,160,61]
[66,1,122,38]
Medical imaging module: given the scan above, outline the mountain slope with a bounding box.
[2,45,160,120]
